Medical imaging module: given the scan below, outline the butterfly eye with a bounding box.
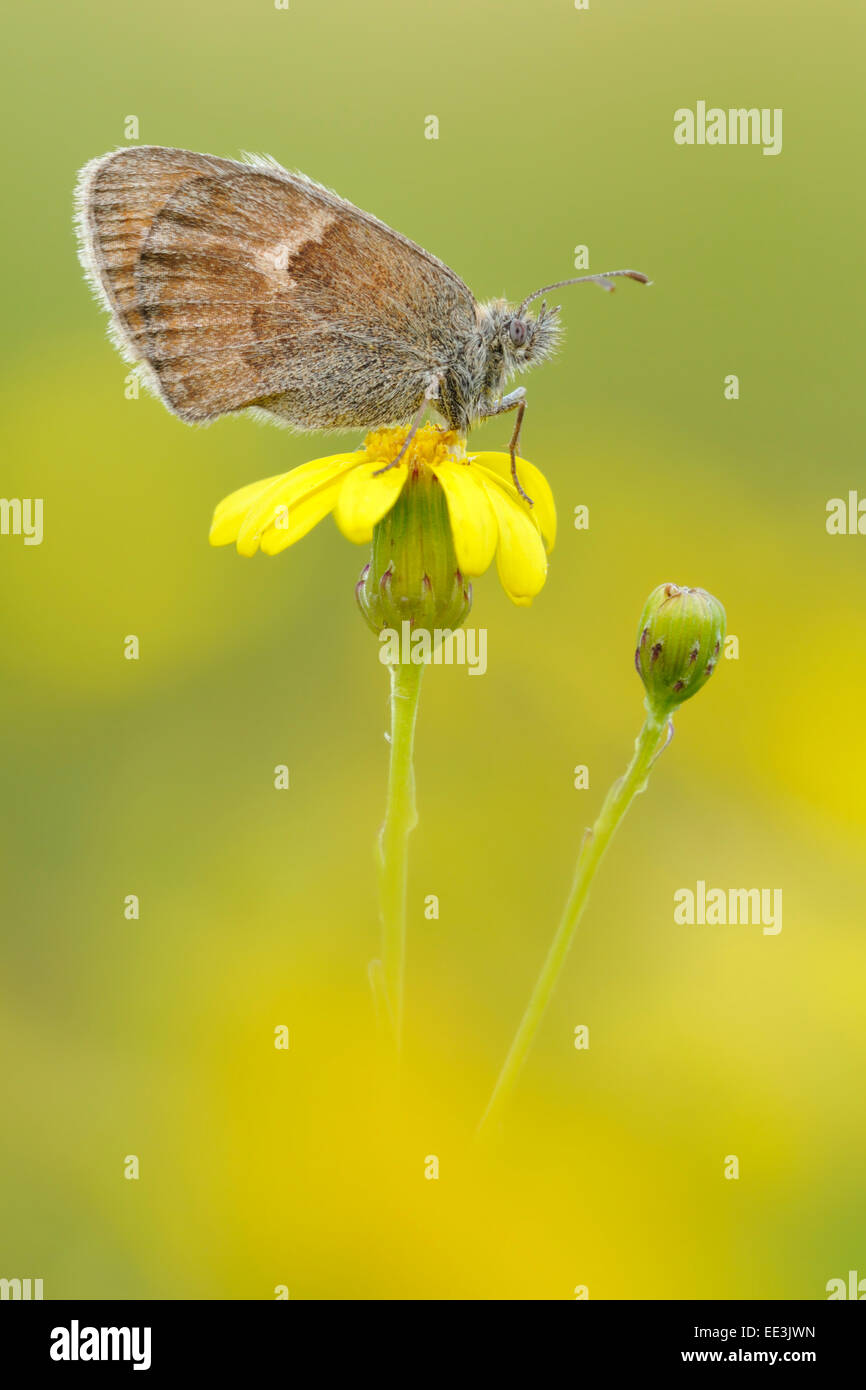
[508,318,527,347]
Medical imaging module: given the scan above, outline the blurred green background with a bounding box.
[1,0,864,1299]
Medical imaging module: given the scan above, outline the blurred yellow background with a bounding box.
[1,0,864,1299]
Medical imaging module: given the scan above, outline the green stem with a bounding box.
[377,659,424,1050]
[478,708,672,1134]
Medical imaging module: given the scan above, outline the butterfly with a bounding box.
[75,146,649,502]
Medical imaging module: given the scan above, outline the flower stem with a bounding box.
[377,658,424,1051]
[478,708,672,1134]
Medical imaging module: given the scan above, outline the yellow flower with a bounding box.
[209,424,556,605]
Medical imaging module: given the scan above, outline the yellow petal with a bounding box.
[234,454,359,556]
[431,459,498,576]
[333,460,408,545]
[259,473,351,554]
[471,452,557,551]
[209,473,286,547]
[481,475,548,603]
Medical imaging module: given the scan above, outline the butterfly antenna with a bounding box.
[518,269,652,316]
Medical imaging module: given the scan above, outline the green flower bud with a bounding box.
[635,582,726,716]
[356,465,472,638]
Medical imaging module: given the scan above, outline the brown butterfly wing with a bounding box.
[76,146,477,428]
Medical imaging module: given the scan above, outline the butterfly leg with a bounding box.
[373,375,444,476]
[481,388,531,505]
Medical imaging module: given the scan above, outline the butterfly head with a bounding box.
[488,300,563,375]
[491,268,651,377]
